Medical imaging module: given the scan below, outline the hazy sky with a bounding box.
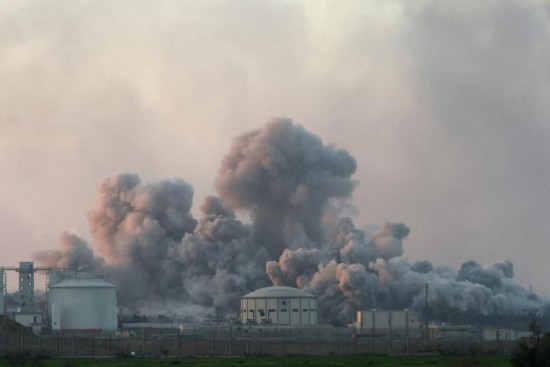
[1,1,550,292]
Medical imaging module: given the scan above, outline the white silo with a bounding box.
[48,271,117,332]
[241,286,317,326]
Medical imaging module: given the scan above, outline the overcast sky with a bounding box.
[1,0,550,292]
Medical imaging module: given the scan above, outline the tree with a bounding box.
[511,320,550,367]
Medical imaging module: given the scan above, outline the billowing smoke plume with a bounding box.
[215,118,358,257]
[34,118,549,325]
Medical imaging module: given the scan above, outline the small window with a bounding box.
[258,309,264,312]
[268,309,275,312]
[282,301,286,305]
[281,309,287,312]
[310,309,315,312]
[249,309,254,312]
[259,311,265,317]
[292,309,298,312]
[303,309,308,312]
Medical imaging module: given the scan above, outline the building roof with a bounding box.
[242,286,315,299]
[49,278,116,289]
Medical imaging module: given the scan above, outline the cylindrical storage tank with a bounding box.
[241,286,317,326]
[48,277,117,332]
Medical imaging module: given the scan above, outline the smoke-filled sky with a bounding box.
[1,0,550,298]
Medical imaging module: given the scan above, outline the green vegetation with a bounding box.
[510,320,550,367]
[0,354,512,367]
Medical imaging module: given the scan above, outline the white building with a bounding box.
[48,271,117,332]
[240,286,317,326]
[356,309,422,335]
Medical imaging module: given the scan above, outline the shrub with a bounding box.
[510,320,550,367]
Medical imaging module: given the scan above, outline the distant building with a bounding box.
[429,323,476,340]
[240,286,317,326]
[355,309,422,337]
[483,328,532,341]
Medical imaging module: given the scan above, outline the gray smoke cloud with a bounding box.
[33,231,104,271]
[215,117,358,257]
[34,118,549,325]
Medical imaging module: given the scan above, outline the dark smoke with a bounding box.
[34,118,549,325]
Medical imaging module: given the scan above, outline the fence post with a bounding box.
[195,324,199,355]
[177,329,180,357]
[317,327,321,354]
[406,327,409,354]
[195,333,198,355]
[496,329,500,355]
[229,326,232,356]
[142,329,145,356]
[370,335,373,354]
[211,333,215,355]
[159,333,162,356]
[20,330,23,354]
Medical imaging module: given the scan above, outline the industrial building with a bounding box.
[240,286,317,326]
[1,262,43,329]
[1,262,117,333]
[355,309,422,337]
[48,270,117,332]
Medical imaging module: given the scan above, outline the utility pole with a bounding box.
[424,283,429,346]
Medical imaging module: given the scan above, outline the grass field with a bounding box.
[0,354,513,367]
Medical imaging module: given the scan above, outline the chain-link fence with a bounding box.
[0,326,521,357]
